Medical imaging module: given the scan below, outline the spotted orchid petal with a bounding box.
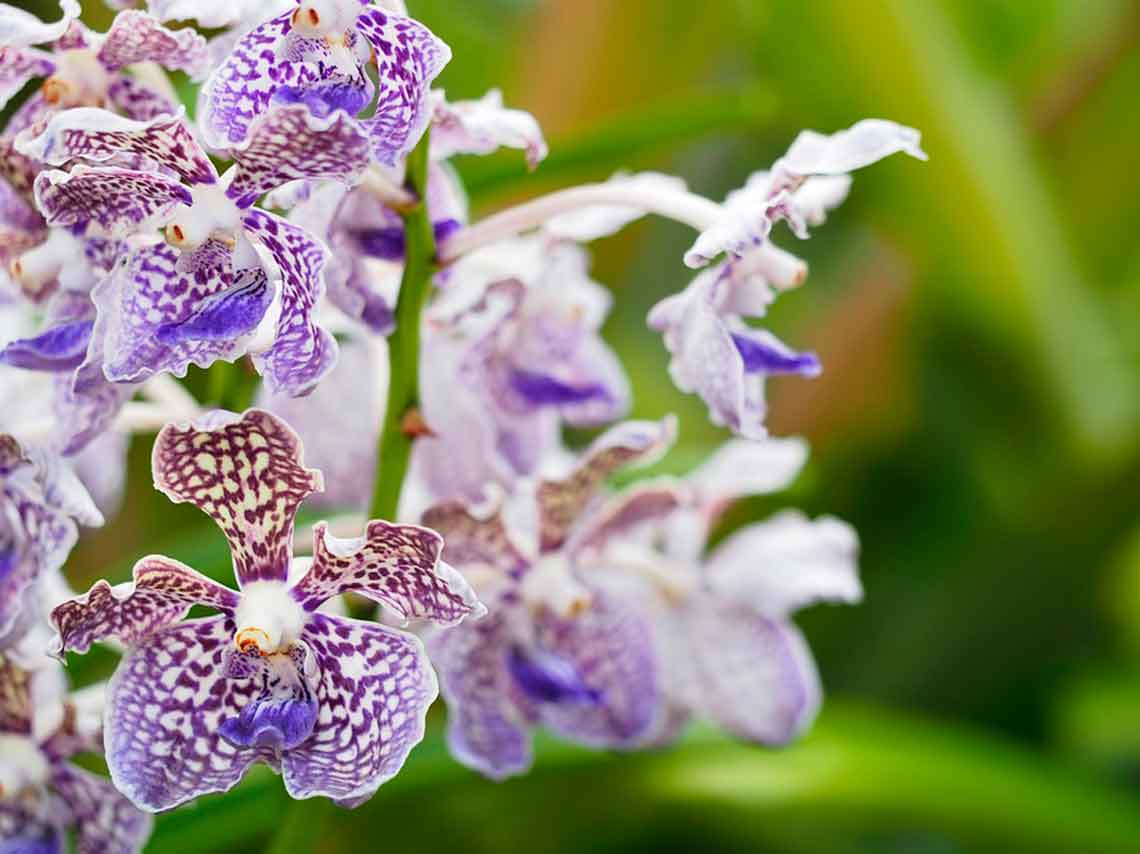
[86,241,254,384]
[33,166,189,236]
[704,511,862,616]
[106,75,180,123]
[154,267,273,348]
[428,612,533,780]
[0,804,64,854]
[536,416,676,552]
[282,613,437,803]
[354,8,451,165]
[431,89,547,169]
[105,615,277,812]
[53,367,135,457]
[529,593,658,747]
[96,10,210,80]
[152,410,323,587]
[0,319,92,372]
[196,11,302,150]
[225,103,371,208]
[50,762,153,854]
[0,0,80,48]
[292,520,483,624]
[19,109,218,186]
[0,47,55,112]
[677,601,820,745]
[421,499,532,576]
[569,480,689,555]
[242,210,337,396]
[51,555,241,656]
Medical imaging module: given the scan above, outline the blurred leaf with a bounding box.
[147,703,1140,853]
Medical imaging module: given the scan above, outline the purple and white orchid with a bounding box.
[21,104,374,394]
[0,432,100,649]
[0,648,151,854]
[421,417,675,779]
[199,0,449,166]
[50,408,483,810]
[574,439,862,746]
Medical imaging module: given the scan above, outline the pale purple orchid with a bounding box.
[648,119,927,438]
[411,234,631,507]
[21,104,375,394]
[421,417,675,779]
[0,432,100,649]
[0,649,151,854]
[50,409,483,811]
[199,0,450,166]
[577,439,861,747]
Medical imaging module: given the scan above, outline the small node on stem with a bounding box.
[400,407,434,439]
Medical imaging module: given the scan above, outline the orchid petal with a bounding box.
[152,409,323,587]
[19,109,217,186]
[97,10,210,80]
[34,166,190,235]
[431,89,547,169]
[354,8,451,165]
[51,555,240,656]
[292,520,484,624]
[282,614,436,804]
[0,0,80,49]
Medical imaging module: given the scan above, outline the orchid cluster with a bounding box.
[0,0,924,850]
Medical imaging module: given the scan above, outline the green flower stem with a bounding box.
[369,131,437,522]
[264,133,437,854]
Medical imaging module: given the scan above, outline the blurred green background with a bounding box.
[31,0,1140,850]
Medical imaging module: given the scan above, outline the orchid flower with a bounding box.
[21,104,374,394]
[411,237,630,506]
[199,0,449,166]
[51,409,483,810]
[0,432,100,648]
[421,417,675,779]
[0,647,151,854]
[0,1,208,204]
[578,439,862,746]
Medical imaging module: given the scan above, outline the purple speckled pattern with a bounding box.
[226,103,371,207]
[34,166,190,234]
[293,520,481,624]
[151,410,322,586]
[531,595,658,747]
[280,613,438,802]
[154,267,272,346]
[85,241,248,384]
[197,11,303,149]
[0,46,55,112]
[52,555,241,655]
[106,76,179,122]
[354,8,451,165]
[421,500,531,576]
[104,615,278,812]
[50,762,154,854]
[22,110,218,186]
[428,611,533,780]
[219,644,319,750]
[535,418,675,552]
[96,9,210,79]
[242,209,337,396]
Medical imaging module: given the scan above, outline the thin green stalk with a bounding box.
[265,133,437,854]
[370,131,437,522]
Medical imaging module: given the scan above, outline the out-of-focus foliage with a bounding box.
[24,0,1139,850]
